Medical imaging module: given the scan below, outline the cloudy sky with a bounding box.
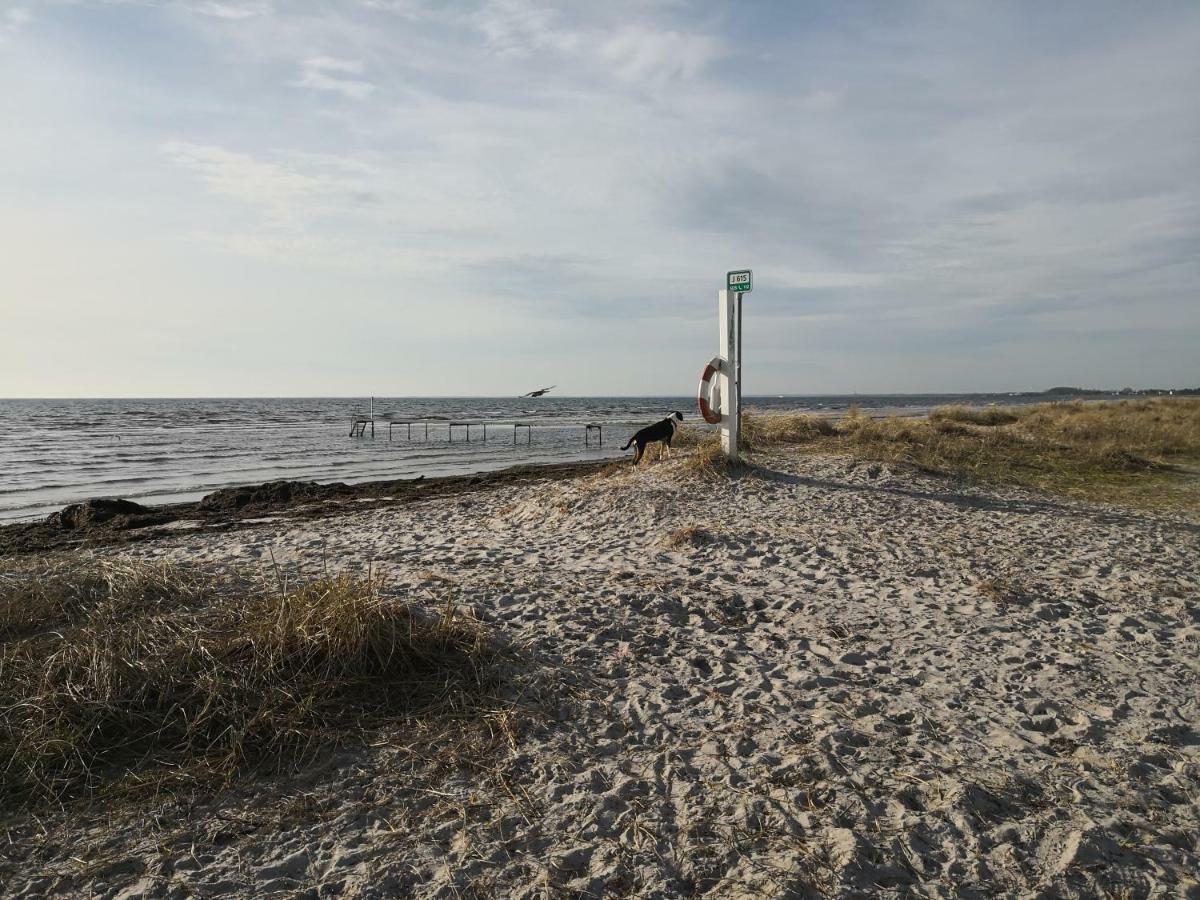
[1,0,1197,397]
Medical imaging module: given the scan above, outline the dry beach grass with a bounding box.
[738,397,1200,509]
[0,556,503,807]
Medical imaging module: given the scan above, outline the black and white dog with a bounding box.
[622,411,684,463]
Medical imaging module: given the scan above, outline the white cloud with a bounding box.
[454,4,722,84]
[183,1,271,19]
[1,5,32,40]
[467,0,581,57]
[359,0,428,20]
[599,25,725,84]
[160,141,357,227]
[292,55,376,99]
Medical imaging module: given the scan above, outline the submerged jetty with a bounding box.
[353,414,605,445]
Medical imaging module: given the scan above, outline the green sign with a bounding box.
[727,269,752,293]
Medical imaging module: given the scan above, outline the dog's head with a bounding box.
[672,411,683,421]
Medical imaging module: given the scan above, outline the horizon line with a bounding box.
[2,388,1194,402]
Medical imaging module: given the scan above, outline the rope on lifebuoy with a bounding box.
[697,356,725,424]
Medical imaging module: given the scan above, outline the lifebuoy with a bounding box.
[697,356,725,424]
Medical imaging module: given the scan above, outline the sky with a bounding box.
[1,0,1197,397]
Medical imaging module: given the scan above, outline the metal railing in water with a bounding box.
[353,417,606,446]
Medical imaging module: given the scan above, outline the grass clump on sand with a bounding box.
[681,436,757,478]
[662,525,716,550]
[928,405,1019,427]
[669,422,708,449]
[0,555,501,806]
[741,410,836,448]
[679,412,834,476]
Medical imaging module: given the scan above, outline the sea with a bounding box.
[0,394,1052,523]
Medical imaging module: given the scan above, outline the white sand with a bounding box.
[6,452,1199,898]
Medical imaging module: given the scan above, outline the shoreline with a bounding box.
[0,395,1114,526]
[5,394,1195,555]
[0,458,614,557]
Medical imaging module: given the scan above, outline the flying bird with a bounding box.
[522,385,556,398]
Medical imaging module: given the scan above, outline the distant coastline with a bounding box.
[1039,386,1200,397]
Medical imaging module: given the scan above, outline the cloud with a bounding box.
[434,2,722,84]
[599,25,725,84]
[183,1,271,19]
[5,0,1199,394]
[292,56,375,99]
[466,0,581,57]
[0,5,32,40]
[160,141,375,228]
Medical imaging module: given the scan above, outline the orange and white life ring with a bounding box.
[697,356,725,424]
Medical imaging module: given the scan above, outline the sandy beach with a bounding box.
[3,445,1197,898]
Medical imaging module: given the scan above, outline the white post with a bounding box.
[719,289,739,461]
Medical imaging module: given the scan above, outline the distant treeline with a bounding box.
[1042,387,1199,397]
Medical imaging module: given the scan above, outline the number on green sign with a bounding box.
[727,269,752,292]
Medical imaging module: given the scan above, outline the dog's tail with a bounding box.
[621,437,634,450]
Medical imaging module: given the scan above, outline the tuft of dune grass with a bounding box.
[669,422,707,449]
[741,410,836,449]
[681,436,756,478]
[929,405,1019,427]
[681,437,724,476]
[674,411,832,465]
[662,525,716,550]
[0,556,501,807]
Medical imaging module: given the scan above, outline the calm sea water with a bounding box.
[0,394,1045,523]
